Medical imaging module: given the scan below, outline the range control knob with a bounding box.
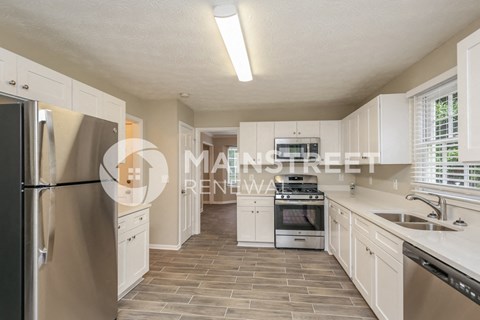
[281,195,284,199]
[287,195,290,199]
[315,195,319,199]
[309,195,313,199]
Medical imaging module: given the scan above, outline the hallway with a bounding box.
[119,204,376,320]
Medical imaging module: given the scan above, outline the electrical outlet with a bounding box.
[369,176,373,185]
[393,179,398,190]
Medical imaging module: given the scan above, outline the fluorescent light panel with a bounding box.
[214,5,252,82]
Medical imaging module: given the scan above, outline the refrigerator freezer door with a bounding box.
[0,103,23,320]
[24,182,117,320]
[23,101,118,186]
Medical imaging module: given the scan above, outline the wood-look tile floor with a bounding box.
[119,204,377,320]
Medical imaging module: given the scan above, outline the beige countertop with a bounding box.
[326,190,480,282]
[118,203,152,218]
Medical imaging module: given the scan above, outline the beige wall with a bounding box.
[212,136,238,203]
[194,104,355,127]
[356,18,480,195]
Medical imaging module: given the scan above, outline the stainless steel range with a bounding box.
[274,175,325,250]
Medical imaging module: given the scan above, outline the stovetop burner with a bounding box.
[274,175,324,200]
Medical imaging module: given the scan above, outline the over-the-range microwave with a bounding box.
[274,137,320,162]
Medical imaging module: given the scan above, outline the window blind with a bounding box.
[412,79,480,195]
[227,146,238,185]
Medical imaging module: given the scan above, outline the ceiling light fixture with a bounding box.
[179,92,190,98]
[213,4,252,82]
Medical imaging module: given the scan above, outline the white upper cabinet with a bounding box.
[0,47,17,96]
[274,121,320,138]
[274,121,297,138]
[239,122,274,165]
[458,28,480,162]
[343,94,410,164]
[17,56,72,109]
[72,80,103,117]
[101,93,126,145]
[319,120,341,162]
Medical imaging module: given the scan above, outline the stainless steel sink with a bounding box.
[396,222,458,231]
[374,212,428,223]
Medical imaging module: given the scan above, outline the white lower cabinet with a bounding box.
[118,208,150,299]
[237,196,274,246]
[351,214,403,320]
[328,200,351,276]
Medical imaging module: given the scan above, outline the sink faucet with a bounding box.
[405,193,447,221]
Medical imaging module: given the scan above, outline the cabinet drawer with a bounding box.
[372,225,403,262]
[131,209,149,228]
[237,197,273,207]
[118,218,128,235]
[352,214,372,236]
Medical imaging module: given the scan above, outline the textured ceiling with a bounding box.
[0,0,479,111]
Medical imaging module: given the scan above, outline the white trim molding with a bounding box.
[206,200,237,205]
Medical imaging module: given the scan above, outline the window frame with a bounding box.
[226,146,239,186]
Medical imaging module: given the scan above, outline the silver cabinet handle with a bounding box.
[22,84,29,90]
[294,238,306,241]
[8,80,16,86]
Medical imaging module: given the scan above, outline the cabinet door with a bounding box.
[17,56,72,109]
[358,107,369,158]
[239,122,257,165]
[117,231,129,296]
[320,120,341,162]
[237,207,256,241]
[458,28,480,162]
[297,121,320,137]
[275,121,297,138]
[337,218,351,276]
[0,47,17,95]
[367,99,379,157]
[256,122,275,165]
[347,114,360,159]
[341,118,349,158]
[328,212,339,255]
[372,244,403,320]
[352,231,373,304]
[255,207,274,242]
[126,224,149,284]
[72,80,102,117]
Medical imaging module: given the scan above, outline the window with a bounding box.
[227,146,238,186]
[412,79,480,193]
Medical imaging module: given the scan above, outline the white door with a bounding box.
[237,207,256,241]
[352,230,373,304]
[338,218,351,276]
[255,207,274,242]
[180,123,194,244]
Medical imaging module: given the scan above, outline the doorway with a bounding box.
[118,114,144,205]
[194,127,239,235]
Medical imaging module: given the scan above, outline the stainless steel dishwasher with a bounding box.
[403,242,480,320]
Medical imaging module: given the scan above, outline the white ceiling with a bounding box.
[1,0,479,111]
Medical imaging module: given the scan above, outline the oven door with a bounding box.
[275,140,308,161]
[274,200,324,232]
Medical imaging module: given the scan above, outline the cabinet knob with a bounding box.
[298,132,301,135]
[256,211,259,213]
[22,84,29,90]
[127,238,132,242]
[140,217,143,221]
[8,80,16,86]
[251,211,254,213]
[118,225,121,229]
[293,131,296,135]
[133,235,136,239]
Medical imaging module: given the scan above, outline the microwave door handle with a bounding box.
[38,109,57,186]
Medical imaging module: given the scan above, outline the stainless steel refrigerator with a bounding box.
[0,100,118,320]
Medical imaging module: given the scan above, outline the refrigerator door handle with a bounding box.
[39,187,56,266]
[38,109,57,186]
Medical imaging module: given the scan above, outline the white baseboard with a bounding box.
[150,243,181,251]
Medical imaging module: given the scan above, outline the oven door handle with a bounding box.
[275,200,324,206]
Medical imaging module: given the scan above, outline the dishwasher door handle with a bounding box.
[421,259,449,281]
